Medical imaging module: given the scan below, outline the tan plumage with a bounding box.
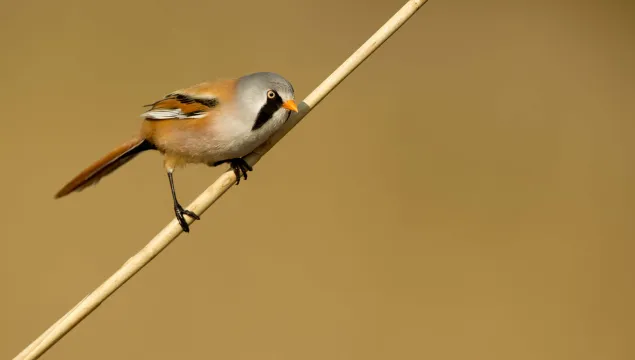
[55,72,298,232]
[54,136,152,198]
[139,79,237,165]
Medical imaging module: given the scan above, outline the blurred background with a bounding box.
[1,0,634,359]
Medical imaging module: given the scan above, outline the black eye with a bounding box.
[267,90,276,99]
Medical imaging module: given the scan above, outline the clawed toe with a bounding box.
[181,209,200,220]
[174,203,200,232]
[211,158,253,185]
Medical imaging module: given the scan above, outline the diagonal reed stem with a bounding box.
[13,1,429,358]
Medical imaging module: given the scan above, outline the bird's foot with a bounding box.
[174,203,200,233]
[211,158,253,185]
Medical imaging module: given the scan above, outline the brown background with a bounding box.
[1,0,634,359]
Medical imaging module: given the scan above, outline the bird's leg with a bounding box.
[167,170,200,233]
[210,158,253,185]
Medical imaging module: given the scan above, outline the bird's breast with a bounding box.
[150,110,287,165]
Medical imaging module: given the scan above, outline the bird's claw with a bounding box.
[212,158,253,185]
[174,203,200,233]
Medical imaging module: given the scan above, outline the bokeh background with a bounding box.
[1,0,634,359]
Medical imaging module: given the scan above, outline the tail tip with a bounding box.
[54,186,74,199]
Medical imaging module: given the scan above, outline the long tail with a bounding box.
[54,136,156,199]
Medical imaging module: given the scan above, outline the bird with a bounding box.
[54,71,298,233]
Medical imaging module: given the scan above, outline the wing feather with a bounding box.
[141,91,219,121]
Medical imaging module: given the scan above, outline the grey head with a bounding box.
[235,72,298,131]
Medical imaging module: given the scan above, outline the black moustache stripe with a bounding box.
[252,91,284,131]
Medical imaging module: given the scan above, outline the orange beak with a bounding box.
[282,100,299,113]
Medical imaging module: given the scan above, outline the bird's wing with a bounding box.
[140,81,227,121]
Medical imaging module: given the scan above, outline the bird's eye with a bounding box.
[267,90,276,99]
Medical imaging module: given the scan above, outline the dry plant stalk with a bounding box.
[13,1,429,359]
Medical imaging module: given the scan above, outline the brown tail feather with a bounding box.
[54,136,156,199]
